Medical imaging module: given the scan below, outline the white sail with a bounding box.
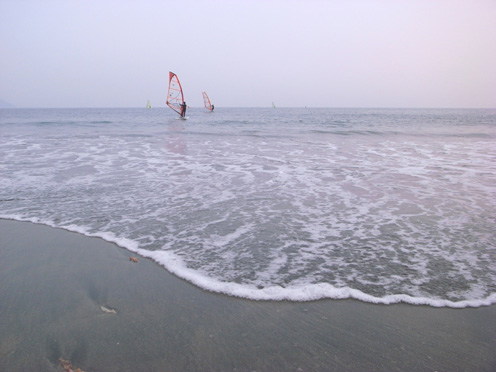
[166,72,186,117]
[202,92,214,111]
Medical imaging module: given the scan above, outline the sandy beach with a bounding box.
[1,219,495,372]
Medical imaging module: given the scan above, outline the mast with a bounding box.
[166,72,185,116]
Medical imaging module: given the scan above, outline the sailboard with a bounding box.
[166,72,187,118]
[146,100,151,109]
[202,92,214,111]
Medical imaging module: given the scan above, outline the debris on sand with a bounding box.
[59,357,84,372]
[100,305,117,314]
[129,257,138,262]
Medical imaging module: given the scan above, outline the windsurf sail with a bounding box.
[202,92,213,111]
[146,100,151,109]
[166,72,185,116]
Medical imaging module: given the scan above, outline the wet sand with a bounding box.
[1,219,495,372]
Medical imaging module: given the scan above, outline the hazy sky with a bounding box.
[1,0,495,108]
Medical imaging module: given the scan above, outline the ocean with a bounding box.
[1,107,495,308]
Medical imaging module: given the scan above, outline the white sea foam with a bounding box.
[1,108,495,308]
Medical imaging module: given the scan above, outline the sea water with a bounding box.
[1,107,495,308]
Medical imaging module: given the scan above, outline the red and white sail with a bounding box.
[166,72,185,116]
[202,91,213,111]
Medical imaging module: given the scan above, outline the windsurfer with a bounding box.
[180,102,187,117]
[211,104,214,111]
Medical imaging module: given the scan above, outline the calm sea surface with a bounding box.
[1,107,495,307]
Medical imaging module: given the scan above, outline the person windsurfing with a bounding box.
[180,102,187,118]
[211,104,214,111]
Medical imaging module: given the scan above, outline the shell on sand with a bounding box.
[59,357,84,372]
[100,305,116,314]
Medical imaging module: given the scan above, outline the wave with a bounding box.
[2,215,495,309]
[309,129,495,139]
[33,121,78,125]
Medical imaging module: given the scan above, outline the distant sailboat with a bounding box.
[166,72,187,119]
[146,100,151,109]
[272,102,276,109]
[202,92,214,111]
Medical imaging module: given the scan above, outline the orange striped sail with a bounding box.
[202,91,213,111]
[166,72,185,116]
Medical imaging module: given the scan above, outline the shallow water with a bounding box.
[1,107,495,307]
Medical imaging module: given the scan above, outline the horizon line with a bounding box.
[2,106,495,110]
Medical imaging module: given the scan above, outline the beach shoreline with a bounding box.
[1,218,495,372]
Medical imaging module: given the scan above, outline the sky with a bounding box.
[1,0,495,108]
